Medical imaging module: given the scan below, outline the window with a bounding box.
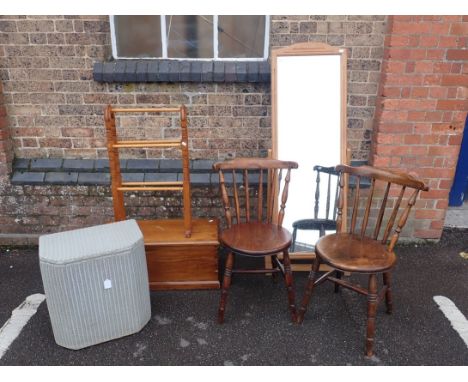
[111,15,269,60]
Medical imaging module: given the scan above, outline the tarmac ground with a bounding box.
[0,228,467,366]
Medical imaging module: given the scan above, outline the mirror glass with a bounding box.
[272,43,347,254]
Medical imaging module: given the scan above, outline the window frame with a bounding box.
[110,15,270,61]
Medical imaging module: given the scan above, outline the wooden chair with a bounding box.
[297,164,428,356]
[213,158,299,324]
[291,165,340,252]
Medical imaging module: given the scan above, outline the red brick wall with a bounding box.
[372,15,468,239]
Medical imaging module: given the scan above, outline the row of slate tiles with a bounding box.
[93,60,270,83]
[11,158,368,187]
[11,158,216,186]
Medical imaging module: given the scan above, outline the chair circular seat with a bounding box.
[220,222,292,256]
[315,233,396,273]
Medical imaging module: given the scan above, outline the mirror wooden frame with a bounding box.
[270,42,349,270]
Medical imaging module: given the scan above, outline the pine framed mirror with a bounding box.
[271,42,349,267]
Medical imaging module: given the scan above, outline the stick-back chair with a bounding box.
[297,164,428,357]
[291,165,340,252]
[213,158,299,323]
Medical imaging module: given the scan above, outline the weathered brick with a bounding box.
[447,49,468,61]
[46,33,65,44]
[17,20,54,32]
[135,94,171,104]
[299,21,317,33]
[54,81,90,92]
[83,20,110,33]
[30,33,47,44]
[271,21,289,34]
[0,20,18,32]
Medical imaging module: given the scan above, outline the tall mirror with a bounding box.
[271,42,348,264]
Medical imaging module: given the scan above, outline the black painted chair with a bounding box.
[290,165,340,252]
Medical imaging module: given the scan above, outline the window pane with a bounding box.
[166,15,213,58]
[218,16,265,58]
[114,16,162,58]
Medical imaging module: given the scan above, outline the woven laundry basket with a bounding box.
[39,219,151,350]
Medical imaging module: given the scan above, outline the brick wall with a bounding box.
[1,15,388,162]
[271,15,388,159]
[0,15,465,242]
[0,81,13,177]
[372,15,467,239]
[0,184,221,238]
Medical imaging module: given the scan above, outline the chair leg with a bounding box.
[291,227,297,252]
[383,272,393,314]
[366,273,378,357]
[271,254,279,283]
[334,270,343,293]
[297,255,321,324]
[281,249,297,323]
[218,252,235,324]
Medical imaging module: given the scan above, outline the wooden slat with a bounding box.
[382,186,406,243]
[116,139,180,145]
[373,182,391,240]
[112,142,181,149]
[244,169,250,222]
[117,186,184,192]
[105,105,126,221]
[219,170,232,228]
[111,107,181,113]
[327,276,368,295]
[314,170,320,219]
[350,176,361,234]
[232,269,281,274]
[121,181,183,187]
[257,169,263,222]
[361,178,375,239]
[388,189,420,251]
[179,104,192,237]
[232,170,241,224]
[326,173,332,219]
[313,270,336,286]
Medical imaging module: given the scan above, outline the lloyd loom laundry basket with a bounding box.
[39,219,151,350]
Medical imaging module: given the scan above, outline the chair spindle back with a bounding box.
[335,165,428,251]
[313,165,340,221]
[213,158,298,228]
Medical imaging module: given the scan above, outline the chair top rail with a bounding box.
[110,107,183,113]
[313,165,339,175]
[214,158,298,171]
[336,164,428,191]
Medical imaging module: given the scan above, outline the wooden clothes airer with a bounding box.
[104,105,192,238]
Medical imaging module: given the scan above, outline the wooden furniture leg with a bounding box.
[297,256,321,323]
[282,249,297,322]
[383,272,393,314]
[218,252,235,324]
[366,273,378,357]
[334,270,343,293]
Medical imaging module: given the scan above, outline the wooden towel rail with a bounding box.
[104,104,192,237]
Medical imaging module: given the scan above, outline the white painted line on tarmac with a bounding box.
[433,295,468,348]
[0,293,45,359]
